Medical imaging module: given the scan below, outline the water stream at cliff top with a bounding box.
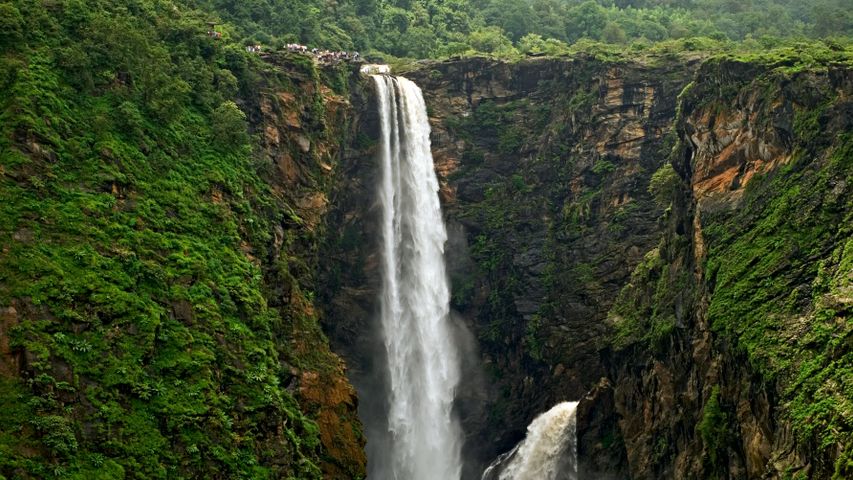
[372,74,464,480]
[482,401,579,480]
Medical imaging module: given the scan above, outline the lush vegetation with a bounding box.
[1,0,850,477]
[0,0,362,478]
[703,132,852,477]
[192,0,853,59]
[697,386,734,472]
[609,55,852,477]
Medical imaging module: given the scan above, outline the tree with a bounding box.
[484,1,534,41]
[468,26,517,57]
[400,26,437,58]
[601,21,628,44]
[566,1,609,42]
[519,33,547,54]
[212,101,250,148]
[0,3,23,48]
[812,2,853,38]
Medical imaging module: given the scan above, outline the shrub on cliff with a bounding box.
[698,386,733,469]
[648,163,679,207]
[212,101,250,148]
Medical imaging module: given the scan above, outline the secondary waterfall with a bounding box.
[372,74,464,480]
[481,402,579,480]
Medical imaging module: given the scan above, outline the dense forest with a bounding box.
[196,0,853,58]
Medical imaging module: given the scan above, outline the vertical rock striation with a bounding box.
[607,58,853,479]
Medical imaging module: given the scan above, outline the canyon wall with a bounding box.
[321,51,852,479]
[405,55,695,477]
[606,58,852,479]
[0,52,366,479]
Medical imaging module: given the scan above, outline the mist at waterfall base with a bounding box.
[366,73,465,480]
[482,402,579,480]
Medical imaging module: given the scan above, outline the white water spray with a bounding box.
[373,74,463,480]
[482,402,579,480]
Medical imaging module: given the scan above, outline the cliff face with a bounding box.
[0,50,365,479]
[406,56,696,476]
[246,54,367,479]
[608,59,852,479]
[321,51,852,480]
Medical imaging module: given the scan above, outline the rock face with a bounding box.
[607,59,853,479]
[405,56,696,477]
[322,53,852,480]
[246,54,367,479]
[322,55,696,478]
[317,74,393,477]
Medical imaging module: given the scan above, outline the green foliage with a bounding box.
[518,34,569,56]
[834,446,853,480]
[698,386,733,469]
[592,159,616,175]
[212,100,250,148]
[610,246,688,353]
[467,26,520,58]
[566,88,597,113]
[523,315,544,361]
[499,129,524,154]
[194,0,852,60]
[0,1,357,478]
[793,101,830,143]
[601,22,628,45]
[566,1,608,42]
[29,416,78,458]
[648,163,678,207]
[713,40,853,74]
[0,3,24,48]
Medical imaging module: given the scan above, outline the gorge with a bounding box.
[323,51,852,480]
[1,10,852,479]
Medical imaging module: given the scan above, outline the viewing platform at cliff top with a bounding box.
[282,43,363,65]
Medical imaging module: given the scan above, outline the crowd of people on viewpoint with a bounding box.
[206,24,362,65]
[286,43,361,64]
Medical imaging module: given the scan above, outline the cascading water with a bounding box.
[372,74,464,480]
[481,402,579,480]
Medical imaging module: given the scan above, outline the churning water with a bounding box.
[482,402,579,480]
[372,74,464,480]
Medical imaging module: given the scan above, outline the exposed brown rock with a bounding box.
[245,55,366,479]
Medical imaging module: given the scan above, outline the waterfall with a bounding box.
[372,74,464,480]
[481,402,579,480]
